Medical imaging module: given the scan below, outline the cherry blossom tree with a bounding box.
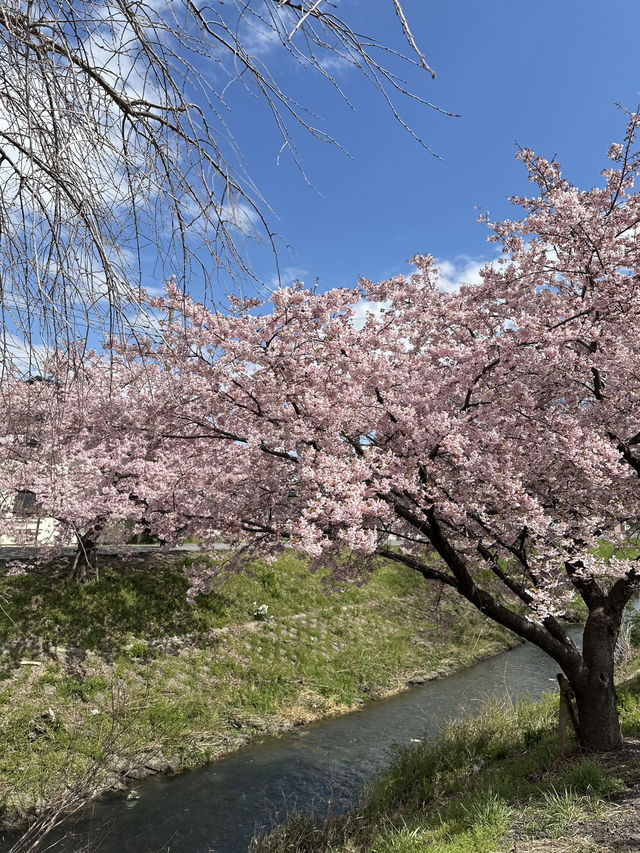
[6,111,640,751]
[0,359,151,577]
[96,111,640,752]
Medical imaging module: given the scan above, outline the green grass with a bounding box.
[0,550,516,827]
[596,539,640,562]
[0,551,502,658]
[0,557,229,654]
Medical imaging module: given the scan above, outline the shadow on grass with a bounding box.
[0,556,229,666]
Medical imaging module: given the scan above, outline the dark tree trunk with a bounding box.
[573,676,623,751]
[379,508,638,753]
[570,606,624,751]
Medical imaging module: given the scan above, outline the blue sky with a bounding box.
[218,0,640,298]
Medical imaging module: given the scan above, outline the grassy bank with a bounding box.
[251,662,640,853]
[0,550,515,829]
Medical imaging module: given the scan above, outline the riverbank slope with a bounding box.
[0,550,516,830]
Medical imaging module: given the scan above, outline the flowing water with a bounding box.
[37,632,582,853]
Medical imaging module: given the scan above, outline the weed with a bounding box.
[124,641,156,661]
[252,603,272,622]
[523,786,600,839]
[559,759,620,796]
[463,789,512,833]
[57,675,107,702]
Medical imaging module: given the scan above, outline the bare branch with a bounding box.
[0,0,448,361]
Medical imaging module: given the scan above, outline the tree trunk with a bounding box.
[571,606,624,751]
[573,675,622,751]
[69,526,102,581]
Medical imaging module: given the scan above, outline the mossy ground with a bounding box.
[0,550,515,829]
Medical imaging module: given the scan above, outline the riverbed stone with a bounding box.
[144,756,173,773]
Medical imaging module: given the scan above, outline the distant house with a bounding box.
[0,488,63,546]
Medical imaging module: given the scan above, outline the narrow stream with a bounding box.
[42,632,582,853]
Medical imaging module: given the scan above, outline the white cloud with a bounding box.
[434,256,487,293]
[317,52,353,76]
[347,256,491,329]
[221,200,262,236]
[242,20,283,56]
[349,298,391,330]
[1,334,49,374]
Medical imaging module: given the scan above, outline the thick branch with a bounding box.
[477,542,573,648]
[565,560,605,609]
[605,565,640,618]
[377,546,458,588]
[425,508,584,677]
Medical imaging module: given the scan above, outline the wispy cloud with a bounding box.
[265,265,309,291]
[242,19,282,56]
[221,200,262,236]
[317,51,354,76]
[1,333,49,374]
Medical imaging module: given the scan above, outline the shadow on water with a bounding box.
[11,629,583,853]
